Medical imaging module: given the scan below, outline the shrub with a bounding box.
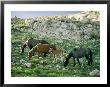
[90,31,100,40]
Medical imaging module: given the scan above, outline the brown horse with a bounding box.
[28,43,56,60]
[51,47,63,63]
[20,38,49,55]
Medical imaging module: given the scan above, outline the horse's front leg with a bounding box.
[73,58,76,67]
[52,54,56,63]
[76,58,81,66]
[43,53,47,57]
[38,52,40,58]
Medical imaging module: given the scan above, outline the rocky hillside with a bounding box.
[11,11,100,77]
[12,11,100,41]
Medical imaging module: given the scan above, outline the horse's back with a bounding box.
[27,38,49,48]
[71,48,92,58]
[27,38,38,47]
[36,44,51,52]
[39,40,49,44]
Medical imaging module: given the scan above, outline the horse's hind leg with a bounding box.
[89,52,93,65]
[87,61,90,66]
[85,55,90,66]
[86,56,91,66]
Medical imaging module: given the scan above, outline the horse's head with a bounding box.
[64,57,69,67]
[20,39,30,55]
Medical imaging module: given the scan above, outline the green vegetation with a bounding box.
[11,30,100,77]
[11,13,100,77]
[11,17,29,30]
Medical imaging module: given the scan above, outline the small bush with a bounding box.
[90,31,100,40]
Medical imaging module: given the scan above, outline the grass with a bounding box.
[11,29,100,77]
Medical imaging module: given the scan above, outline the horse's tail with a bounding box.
[20,40,28,54]
[89,49,93,65]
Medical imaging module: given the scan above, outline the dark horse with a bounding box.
[64,48,93,67]
[20,38,49,55]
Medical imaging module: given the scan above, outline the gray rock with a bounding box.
[24,63,32,68]
[89,69,100,77]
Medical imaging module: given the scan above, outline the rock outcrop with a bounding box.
[12,11,100,40]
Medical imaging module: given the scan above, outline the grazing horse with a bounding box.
[20,38,49,54]
[51,47,63,63]
[64,48,93,67]
[28,43,57,60]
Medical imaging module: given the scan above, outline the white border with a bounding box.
[4,4,107,84]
